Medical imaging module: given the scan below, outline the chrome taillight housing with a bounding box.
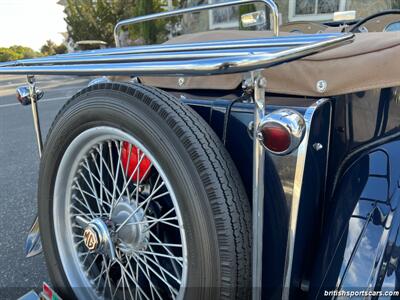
[16,86,44,106]
[257,109,306,155]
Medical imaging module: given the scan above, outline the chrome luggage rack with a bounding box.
[0,33,351,76]
[0,1,354,299]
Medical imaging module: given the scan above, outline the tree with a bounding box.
[135,0,166,44]
[64,0,168,47]
[9,46,38,59]
[0,48,22,62]
[40,40,67,56]
[65,0,137,47]
[55,44,68,54]
[0,46,41,62]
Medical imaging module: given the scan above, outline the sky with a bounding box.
[0,0,67,50]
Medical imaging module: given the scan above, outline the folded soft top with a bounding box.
[141,30,400,97]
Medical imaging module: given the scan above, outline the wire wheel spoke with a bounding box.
[55,129,187,300]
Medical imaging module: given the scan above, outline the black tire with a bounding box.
[38,82,251,300]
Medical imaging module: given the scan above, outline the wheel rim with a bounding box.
[53,126,188,300]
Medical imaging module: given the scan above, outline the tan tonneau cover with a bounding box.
[141,31,400,97]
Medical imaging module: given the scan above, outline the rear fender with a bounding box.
[310,141,400,297]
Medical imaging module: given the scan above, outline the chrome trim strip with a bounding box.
[282,98,330,298]
[0,34,353,76]
[114,0,280,46]
[252,72,266,300]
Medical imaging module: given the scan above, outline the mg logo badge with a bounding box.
[83,227,99,251]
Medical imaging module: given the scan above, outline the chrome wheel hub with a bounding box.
[83,218,116,260]
[112,197,150,254]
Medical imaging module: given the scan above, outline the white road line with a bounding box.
[0,85,85,95]
[0,78,87,88]
[0,96,68,109]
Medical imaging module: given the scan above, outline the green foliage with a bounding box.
[0,40,66,62]
[392,0,400,9]
[0,45,41,62]
[40,40,67,56]
[56,44,68,54]
[65,0,136,46]
[0,48,22,62]
[134,0,167,44]
[9,46,39,59]
[64,0,169,47]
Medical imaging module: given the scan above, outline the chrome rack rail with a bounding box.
[0,33,343,67]
[0,2,354,299]
[114,0,280,47]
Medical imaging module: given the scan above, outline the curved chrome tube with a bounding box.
[0,33,341,67]
[0,47,290,67]
[0,33,353,76]
[114,0,280,47]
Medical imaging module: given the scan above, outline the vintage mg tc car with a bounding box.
[2,0,400,299]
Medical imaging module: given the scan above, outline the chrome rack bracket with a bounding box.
[250,70,267,300]
[27,75,43,157]
[25,216,43,258]
[24,75,44,259]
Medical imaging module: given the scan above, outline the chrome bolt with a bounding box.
[313,143,323,151]
[242,78,253,89]
[178,77,185,87]
[248,121,254,132]
[247,121,255,139]
[138,185,146,193]
[257,77,267,88]
[316,80,327,93]
[130,77,140,83]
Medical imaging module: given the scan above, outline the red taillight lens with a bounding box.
[260,123,291,153]
[121,142,152,181]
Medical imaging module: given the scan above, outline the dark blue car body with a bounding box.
[179,86,400,299]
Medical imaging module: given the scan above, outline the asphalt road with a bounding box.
[0,75,90,298]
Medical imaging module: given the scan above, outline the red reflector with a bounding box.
[121,142,151,181]
[42,282,53,299]
[261,124,291,153]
